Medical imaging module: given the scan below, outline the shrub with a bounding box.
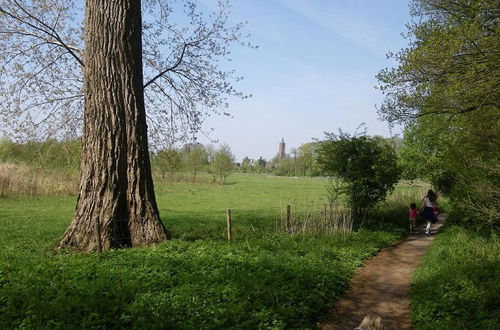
[317,131,400,217]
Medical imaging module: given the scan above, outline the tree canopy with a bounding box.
[377,0,499,230]
[0,0,251,148]
[377,0,499,123]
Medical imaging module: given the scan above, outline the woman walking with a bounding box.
[422,190,438,237]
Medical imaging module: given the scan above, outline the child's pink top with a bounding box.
[409,208,418,219]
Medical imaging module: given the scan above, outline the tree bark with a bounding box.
[59,0,167,252]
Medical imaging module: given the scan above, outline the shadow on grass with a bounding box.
[160,209,278,241]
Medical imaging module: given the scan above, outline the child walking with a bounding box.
[409,203,418,234]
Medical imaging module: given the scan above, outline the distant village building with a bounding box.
[278,138,286,160]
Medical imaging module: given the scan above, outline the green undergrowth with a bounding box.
[411,225,500,329]
[0,231,398,329]
[0,196,403,329]
[0,175,418,329]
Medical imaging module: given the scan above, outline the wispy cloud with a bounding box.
[275,0,392,55]
[261,49,316,73]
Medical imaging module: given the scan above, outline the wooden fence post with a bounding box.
[94,219,102,256]
[226,209,232,241]
[286,204,291,232]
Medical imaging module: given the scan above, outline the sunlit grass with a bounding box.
[0,173,423,329]
[411,225,500,329]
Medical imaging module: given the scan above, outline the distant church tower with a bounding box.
[278,138,286,160]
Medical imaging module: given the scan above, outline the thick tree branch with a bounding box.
[418,103,498,118]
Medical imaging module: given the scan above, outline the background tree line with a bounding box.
[1,136,400,182]
[0,138,237,185]
[239,142,322,176]
[154,142,235,185]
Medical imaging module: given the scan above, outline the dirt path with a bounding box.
[320,214,446,330]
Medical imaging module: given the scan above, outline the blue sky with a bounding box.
[196,0,411,161]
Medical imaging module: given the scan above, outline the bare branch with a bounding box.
[144,42,190,89]
[0,2,84,66]
[0,29,82,53]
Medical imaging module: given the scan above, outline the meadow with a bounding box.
[0,172,413,329]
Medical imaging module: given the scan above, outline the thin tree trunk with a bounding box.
[59,0,167,252]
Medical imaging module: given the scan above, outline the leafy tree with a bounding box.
[317,131,400,216]
[204,144,216,163]
[0,0,250,251]
[211,144,235,185]
[256,156,267,172]
[182,143,207,180]
[296,142,321,176]
[155,148,183,180]
[268,142,321,177]
[240,156,253,173]
[273,156,294,176]
[377,0,499,123]
[377,0,499,230]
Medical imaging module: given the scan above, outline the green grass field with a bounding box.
[0,173,414,329]
[155,173,330,240]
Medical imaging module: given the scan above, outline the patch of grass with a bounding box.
[411,225,500,329]
[0,174,422,329]
[0,231,399,329]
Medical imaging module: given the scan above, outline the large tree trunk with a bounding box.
[59,0,167,252]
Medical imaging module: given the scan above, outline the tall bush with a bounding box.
[317,131,400,217]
